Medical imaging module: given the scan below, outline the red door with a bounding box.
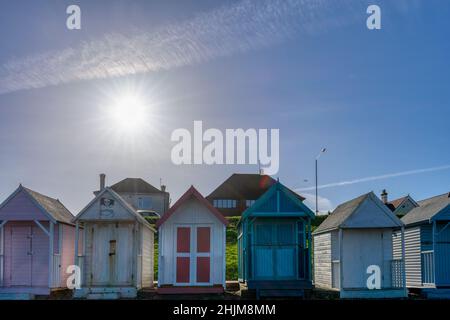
[175,226,211,285]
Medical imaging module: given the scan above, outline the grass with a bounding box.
[147,214,329,281]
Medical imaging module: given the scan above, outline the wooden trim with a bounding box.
[0,221,5,286]
[339,229,343,290]
[74,222,79,267]
[401,226,407,293]
[34,220,50,236]
[222,224,226,288]
[48,222,54,288]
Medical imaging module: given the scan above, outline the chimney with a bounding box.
[100,173,106,191]
[381,189,388,204]
[161,185,166,192]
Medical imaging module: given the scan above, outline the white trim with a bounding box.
[222,224,226,289]
[48,222,54,288]
[339,229,344,290]
[0,221,5,286]
[157,227,162,287]
[34,220,50,236]
[74,222,79,266]
[401,226,407,294]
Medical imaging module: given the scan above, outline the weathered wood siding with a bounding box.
[403,226,422,287]
[141,225,154,288]
[313,232,332,289]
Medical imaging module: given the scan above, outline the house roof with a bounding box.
[313,193,370,234]
[386,195,418,212]
[156,186,229,228]
[206,173,305,201]
[110,178,165,194]
[401,192,450,225]
[74,187,156,232]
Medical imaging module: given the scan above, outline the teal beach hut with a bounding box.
[237,181,315,298]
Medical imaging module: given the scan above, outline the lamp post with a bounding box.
[315,148,326,215]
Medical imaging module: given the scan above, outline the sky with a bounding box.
[0,0,449,215]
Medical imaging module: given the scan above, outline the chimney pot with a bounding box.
[381,189,388,204]
[100,173,106,190]
[161,185,166,192]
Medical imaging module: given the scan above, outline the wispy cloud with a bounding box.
[297,164,450,191]
[0,0,361,95]
[302,192,334,214]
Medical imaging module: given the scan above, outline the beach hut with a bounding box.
[0,185,80,299]
[393,192,450,298]
[73,186,156,299]
[313,192,407,298]
[156,186,228,294]
[237,181,314,298]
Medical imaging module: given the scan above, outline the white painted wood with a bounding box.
[159,197,225,287]
[403,226,422,287]
[48,222,54,288]
[74,222,79,266]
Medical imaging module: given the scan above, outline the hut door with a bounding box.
[175,227,191,284]
[10,226,32,286]
[175,226,211,285]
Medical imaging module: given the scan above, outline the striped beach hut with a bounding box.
[393,192,450,298]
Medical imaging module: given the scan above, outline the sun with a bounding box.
[109,93,148,134]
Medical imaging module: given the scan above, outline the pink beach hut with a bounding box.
[0,185,81,299]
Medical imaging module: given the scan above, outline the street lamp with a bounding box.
[315,148,327,215]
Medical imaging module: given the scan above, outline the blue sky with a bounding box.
[0,0,449,214]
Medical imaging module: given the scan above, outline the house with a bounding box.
[156,186,228,294]
[237,181,314,298]
[313,192,407,299]
[393,192,450,298]
[381,189,418,217]
[206,173,304,217]
[103,175,170,217]
[73,175,158,299]
[0,185,81,299]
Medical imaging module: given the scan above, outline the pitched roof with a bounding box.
[313,193,370,234]
[156,186,229,228]
[386,196,408,211]
[23,186,74,224]
[74,187,156,232]
[402,192,450,225]
[206,173,305,201]
[110,178,165,194]
[241,181,314,220]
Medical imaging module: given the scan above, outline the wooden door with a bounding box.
[10,226,32,286]
[91,224,113,286]
[114,224,134,286]
[31,225,49,287]
[175,227,191,284]
[175,226,211,285]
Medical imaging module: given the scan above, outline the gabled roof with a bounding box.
[402,192,450,226]
[386,195,418,212]
[74,187,155,231]
[313,192,403,235]
[156,186,229,228]
[0,185,74,224]
[110,178,166,194]
[206,173,305,201]
[241,181,314,220]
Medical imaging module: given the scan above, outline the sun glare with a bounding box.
[109,93,148,134]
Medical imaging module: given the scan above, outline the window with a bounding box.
[213,199,237,208]
[246,200,256,207]
[138,197,152,209]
